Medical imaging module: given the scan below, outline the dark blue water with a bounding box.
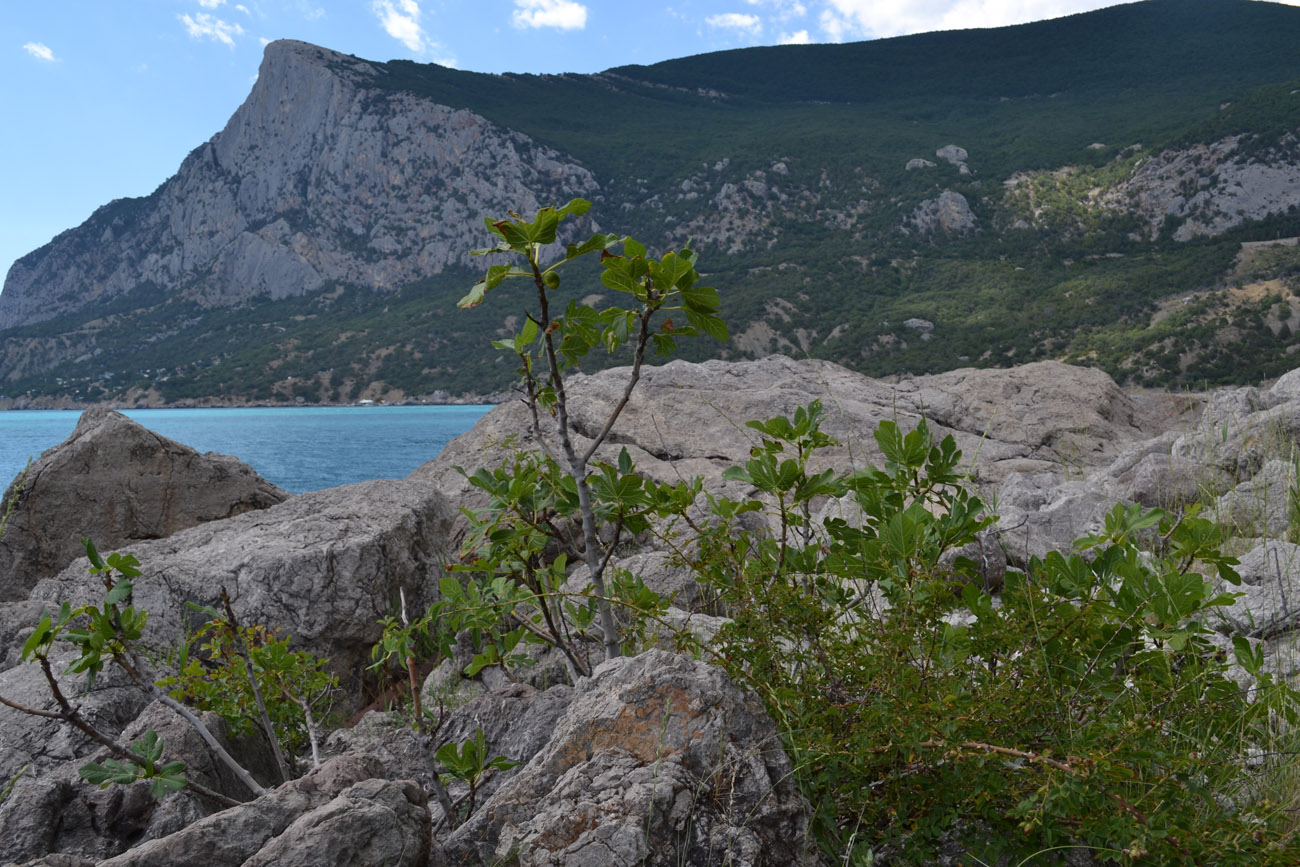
[0,405,492,494]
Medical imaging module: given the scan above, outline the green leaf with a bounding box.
[21,613,52,660]
[82,539,104,572]
[104,580,133,606]
[684,310,729,342]
[106,552,141,578]
[458,280,489,309]
[555,198,592,218]
[78,759,139,789]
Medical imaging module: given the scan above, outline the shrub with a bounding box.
[692,404,1300,864]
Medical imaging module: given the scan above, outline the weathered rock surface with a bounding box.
[0,407,288,600]
[413,357,1169,545]
[0,651,149,784]
[0,702,273,864]
[435,650,813,867]
[26,478,457,694]
[907,189,977,233]
[93,754,426,867]
[1209,540,1300,639]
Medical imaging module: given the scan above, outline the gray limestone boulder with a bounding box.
[0,407,289,600]
[995,472,1115,567]
[413,357,1168,552]
[26,478,458,699]
[1214,459,1298,538]
[435,650,813,867]
[1210,540,1300,638]
[1268,366,1300,405]
[0,701,273,864]
[240,778,429,867]
[908,190,976,234]
[1173,401,1300,481]
[1112,451,1220,508]
[92,754,416,867]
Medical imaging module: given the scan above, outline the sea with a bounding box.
[0,405,493,495]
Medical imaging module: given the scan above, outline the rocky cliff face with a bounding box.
[0,41,598,331]
[1105,133,1300,241]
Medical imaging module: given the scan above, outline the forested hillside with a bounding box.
[2,0,1300,406]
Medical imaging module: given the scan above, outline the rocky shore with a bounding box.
[2,355,1299,865]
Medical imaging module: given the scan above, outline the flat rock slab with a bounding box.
[413,357,1172,549]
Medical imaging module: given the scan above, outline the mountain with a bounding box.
[4,0,1300,406]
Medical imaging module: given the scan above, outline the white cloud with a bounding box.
[706,12,762,35]
[22,42,57,62]
[197,0,226,9]
[512,0,588,31]
[779,29,811,43]
[235,4,251,14]
[178,12,245,47]
[745,0,807,20]
[817,0,1118,42]
[372,0,428,51]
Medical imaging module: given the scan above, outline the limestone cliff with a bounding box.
[0,41,598,331]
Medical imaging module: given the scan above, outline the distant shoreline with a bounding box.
[0,395,505,412]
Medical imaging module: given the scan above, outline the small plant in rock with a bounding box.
[0,541,289,806]
[162,598,336,772]
[435,727,519,827]
[0,458,28,542]
[78,730,187,798]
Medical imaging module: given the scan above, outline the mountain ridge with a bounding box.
[3,0,1300,405]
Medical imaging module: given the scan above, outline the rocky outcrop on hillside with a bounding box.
[0,408,288,601]
[1106,133,1300,241]
[0,40,598,332]
[906,190,977,234]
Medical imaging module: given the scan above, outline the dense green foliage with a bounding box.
[162,618,336,755]
[694,405,1300,863]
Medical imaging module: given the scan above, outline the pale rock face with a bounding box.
[25,477,459,695]
[936,144,969,165]
[907,190,977,234]
[1105,134,1300,241]
[0,41,599,330]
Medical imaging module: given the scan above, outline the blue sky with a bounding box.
[2,0,1296,292]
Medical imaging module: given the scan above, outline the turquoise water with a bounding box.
[0,405,493,495]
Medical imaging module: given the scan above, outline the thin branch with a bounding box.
[115,651,266,799]
[0,691,67,719]
[34,659,241,808]
[530,256,620,661]
[282,689,322,769]
[221,587,291,784]
[580,307,654,466]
